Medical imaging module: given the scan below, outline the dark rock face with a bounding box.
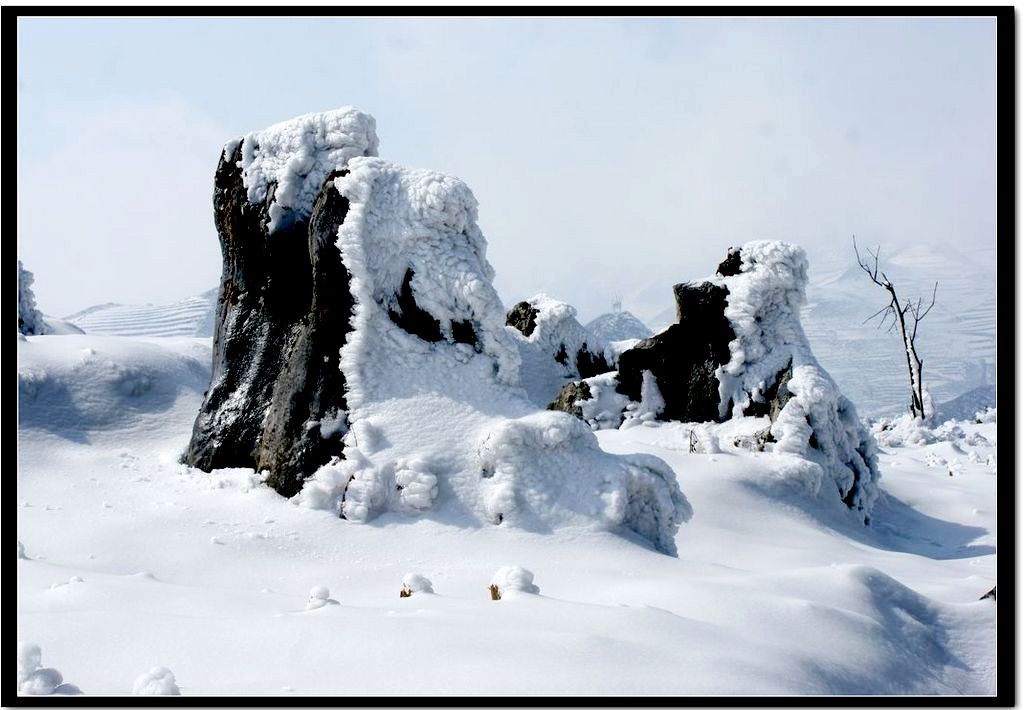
[547,380,592,419]
[616,282,735,423]
[576,343,611,379]
[716,247,743,277]
[183,149,354,497]
[506,301,539,337]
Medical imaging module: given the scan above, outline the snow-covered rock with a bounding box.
[132,666,181,695]
[17,642,81,695]
[490,566,540,596]
[18,261,48,336]
[507,295,612,407]
[564,243,879,518]
[401,573,434,595]
[293,155,689,555]
[186,109,689,554]
[185,109,376,495]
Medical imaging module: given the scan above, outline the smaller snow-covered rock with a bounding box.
[400,573,434,597]
[585,310,653,343]
[21,668,63,695]
[17,643,79,696]
[132,666,181,696]
[490,566,540,598]
[306,585,334,610]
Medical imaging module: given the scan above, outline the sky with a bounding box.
[17,15,997,322]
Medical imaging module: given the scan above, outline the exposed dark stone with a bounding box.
[575,343,613,379]
[616,282,735,423]
[388,269,443,342]
[506,301,539,337]
[716,247,743,277]
[256,170,354,497]
[451,319,481,351]
[547,380,592,419]
[184,149,356,497]
[743,361,793,421]
[554,343,569,365]
[981,586,996,601]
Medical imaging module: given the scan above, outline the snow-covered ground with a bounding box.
[17,334,997,696]
[64,289,218,338]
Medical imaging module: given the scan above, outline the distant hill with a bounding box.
[585,310,653,343]
[65,288,218,337]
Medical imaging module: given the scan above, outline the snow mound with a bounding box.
[490,566,540,596]
[18,642,81,695]
[295,159,688,554]
[401,573,434,595]
[717,241,880,517]
[586,310,653,343]
[132,666,181,695]
[475,412,690,554]
[18,335,211,436]
[511,294,610,407]
[235,107,379,233]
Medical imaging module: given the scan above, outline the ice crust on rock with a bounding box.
[234,107,379,233]
[401,573,434,594]
[18,642,80,696]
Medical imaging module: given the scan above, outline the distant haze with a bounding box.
[18,16,996,324]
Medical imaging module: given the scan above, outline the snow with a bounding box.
[235,107,379,233]
[132,667,181,696]
[16,333,996,694]
[715,241,880,519]
[17,642,81,695]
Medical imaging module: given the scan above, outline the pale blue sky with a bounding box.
[18,16,997,320]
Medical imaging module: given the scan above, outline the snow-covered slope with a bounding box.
[16,334,996,695]
[65,289,218,338]
[585,310,652,343]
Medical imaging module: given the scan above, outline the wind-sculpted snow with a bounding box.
[236,107,378,233]
[293,156,687,554]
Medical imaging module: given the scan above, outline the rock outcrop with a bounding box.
[183,108,690,554]
[18,261,48,336]
[184,109,377,496]
[553,243,880,519]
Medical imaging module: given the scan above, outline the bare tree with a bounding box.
[853,237,938,420]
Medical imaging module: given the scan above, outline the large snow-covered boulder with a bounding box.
[186,109,690,554]
[506,295,612,407]
[562,243,880,518]
[295,158,688,554]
